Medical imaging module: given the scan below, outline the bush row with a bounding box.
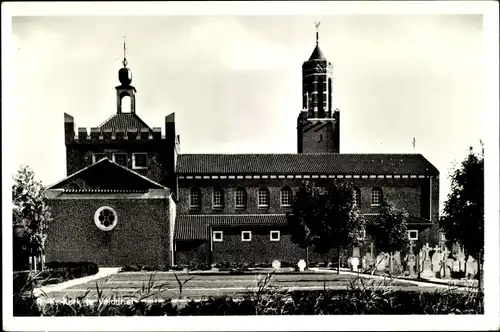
[119,261,333,273]
[15,289,483,316]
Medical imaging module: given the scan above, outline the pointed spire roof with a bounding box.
[309,44,327,60]
[308,21,327,60]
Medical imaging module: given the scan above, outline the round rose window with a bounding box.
[94,206,118,231]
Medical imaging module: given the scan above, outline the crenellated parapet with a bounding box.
[71,126,168,142]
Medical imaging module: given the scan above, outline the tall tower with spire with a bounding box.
[297,22,340,153]
[116,37,137,114]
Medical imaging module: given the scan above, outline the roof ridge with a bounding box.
[98,114,116,128]
[130,113,153,131]
[178,153,423,156]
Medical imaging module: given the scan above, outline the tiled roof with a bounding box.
[309,44,327,60]
[364,214,432,226]
[175,213,432,241]
[175,214,288,240]
[47,158,166,190]
[176,153,439,176]
[99,113,152,133]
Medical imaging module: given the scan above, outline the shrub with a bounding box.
[18,287,483,316]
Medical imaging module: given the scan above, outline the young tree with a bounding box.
[12,165,52,267]
[286,181,322,268]
[314,182,366,274]
[286,181,365,273]
[440,145,484,287]
[367,201,410,275]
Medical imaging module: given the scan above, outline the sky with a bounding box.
[7,13,485,212]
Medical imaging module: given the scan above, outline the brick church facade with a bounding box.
[45,31,440,267]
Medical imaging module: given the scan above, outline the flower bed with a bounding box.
[118,261,318,273]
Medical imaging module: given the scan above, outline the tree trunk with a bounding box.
[389,252,393,276]
[306,246,309,270]
[337,246,341,275]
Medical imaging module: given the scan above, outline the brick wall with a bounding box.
[177,177,430,217]
[211,226,306,265]
[299,121,338,153]
[46,197,171,267]
[175,240,209,265]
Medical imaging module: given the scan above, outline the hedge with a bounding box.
[15,288,483,316]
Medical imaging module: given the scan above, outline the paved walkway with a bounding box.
[34,267,120,296]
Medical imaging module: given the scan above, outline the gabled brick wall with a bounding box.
[46,194,172,267]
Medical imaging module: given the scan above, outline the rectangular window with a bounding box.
[408,230,418,241]
[213,231,223,242]
[270,230,280,242]
[92,153,106,163]
[112,153,128,167]
[241,231,252,242]
[132,153,148,169]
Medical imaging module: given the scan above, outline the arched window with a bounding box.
[317,77,325,118]
[353,188,361,207]
[258,187,270,208]
[280,187,293,207]
[121,94,132,113]
[190,188,201,209]
[371,187,383,207]
[235,187,247,209]
[212,187,224,209]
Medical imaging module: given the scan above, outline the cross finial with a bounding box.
[314,21,321,44]
[122,36,128,67]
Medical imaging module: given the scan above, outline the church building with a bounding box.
[45,29,440,267]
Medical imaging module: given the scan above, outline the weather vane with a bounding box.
[314,21,321,44]
[122,36,128,67]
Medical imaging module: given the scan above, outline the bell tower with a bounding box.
[297,22,340,154]
[116,37,137,114]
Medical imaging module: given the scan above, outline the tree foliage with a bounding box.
[440,146,484,261]
[286,181,366,255]
[367,201,410,255]
[12,165,52,252]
